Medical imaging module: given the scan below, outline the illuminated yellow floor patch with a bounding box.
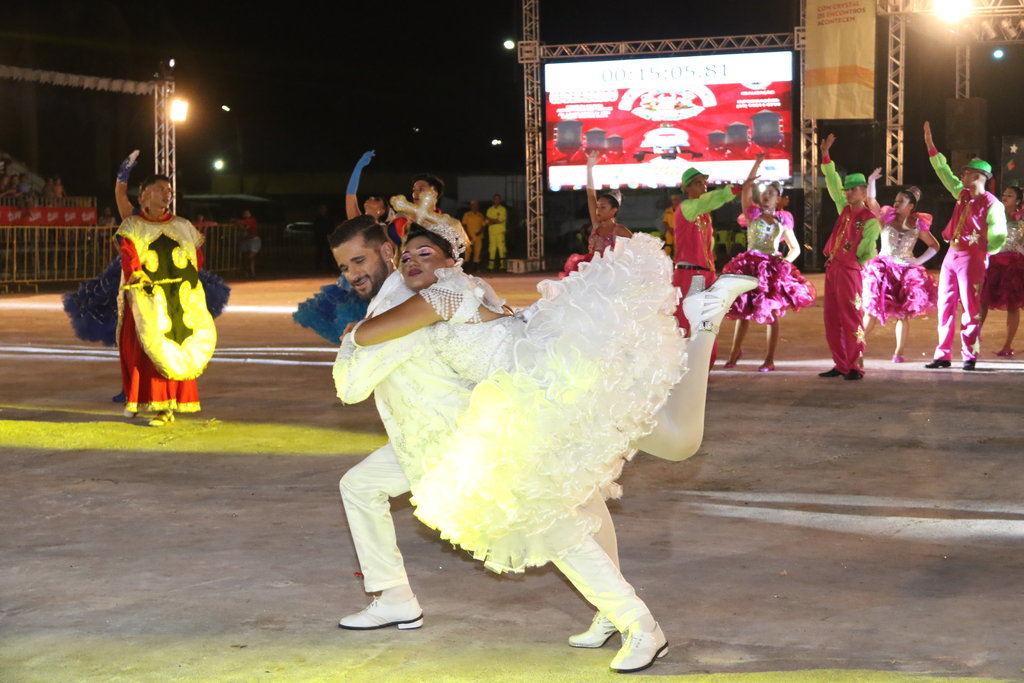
[0,418,385,456]
[0,633,1005,683]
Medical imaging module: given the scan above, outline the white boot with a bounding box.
[338,594,423,630]
[568,612,619,648]
[682,273,758,337]
[609,621,668,673]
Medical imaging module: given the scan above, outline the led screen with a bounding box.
[544,51,793,190]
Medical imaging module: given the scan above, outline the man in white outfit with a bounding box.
[332,212,754,673]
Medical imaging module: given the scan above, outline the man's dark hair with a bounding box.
[404,223,453,258]
[412,173,445,198]
[328,214,387,249]
[139,174,172,192]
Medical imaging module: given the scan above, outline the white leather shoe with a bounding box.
[338,595,423,630]
[568,612,618,648]
[682,273,758,336]
[609,622,667,673]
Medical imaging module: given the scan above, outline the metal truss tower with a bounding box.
[153,76,177,207]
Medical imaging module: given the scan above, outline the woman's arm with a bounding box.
[586,150,600,227]
[115,150,139,220]
[351,294,442,346]
[866,167,882,216]
[345,150,374,220]
[741,153,764,214]
[781,227,801,263]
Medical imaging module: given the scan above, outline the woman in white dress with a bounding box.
[334,193,754,672]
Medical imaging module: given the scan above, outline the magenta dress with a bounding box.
[981,209,1024,310]
[722,206,816,324]
[861,208,938,325]
[559,227,618,278]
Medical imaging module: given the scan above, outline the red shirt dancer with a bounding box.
[673,167,739,364]
[922,121,1007,370]
[818,134,880,380]
[117,175,217,426]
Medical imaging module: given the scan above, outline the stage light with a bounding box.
[213,159,225,171]
[933,0,971,23]
[503,39,515,50]
[170,98,189,123]
[993,48,1005,59]
[221,105,231,112]
[491,139,503,146]
[168,58,176,68]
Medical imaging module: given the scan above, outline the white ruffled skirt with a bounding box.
[410,233,687,573]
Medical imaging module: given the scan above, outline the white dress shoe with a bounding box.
[568,612,618,648]
[682,273,758,336]
[338,595,423,630]
[609,622,667,673]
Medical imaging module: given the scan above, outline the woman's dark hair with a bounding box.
[1005,185,1023,205]
[898,185,922,209]
[411,173,445,198]
[403,223,453,258]
[596,192,620,210]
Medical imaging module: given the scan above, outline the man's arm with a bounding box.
[680,185,738,222]
[856,218,881,265]
[924,121,962,198]
[986,202,1008,254]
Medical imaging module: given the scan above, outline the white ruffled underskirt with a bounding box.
[410,233,687,573]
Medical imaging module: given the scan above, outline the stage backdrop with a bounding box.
[543,51,794,190]
[804,0,876,120]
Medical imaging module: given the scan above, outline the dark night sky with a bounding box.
[1,1,1019,199]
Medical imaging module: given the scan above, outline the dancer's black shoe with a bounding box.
[818,368,843,377]
[924,359,951,369]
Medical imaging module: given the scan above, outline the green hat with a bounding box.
[962,158,993,177]
[842,173,867,190]
[681,167,708,187]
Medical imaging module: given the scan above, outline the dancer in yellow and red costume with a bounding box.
[116,174,217,426]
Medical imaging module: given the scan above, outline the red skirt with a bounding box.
[982,251,1024,310]
[119,308,200,413]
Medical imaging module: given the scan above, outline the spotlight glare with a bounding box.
[491,138,503,146]
[221,105,231,112]
[993,48,1005,59]
[168,58,176,68]
[503,39,516,50]
[933,0,972,23]
[169,98,189,123]
[213,159,225,171]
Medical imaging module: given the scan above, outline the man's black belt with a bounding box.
[674,263,710,271]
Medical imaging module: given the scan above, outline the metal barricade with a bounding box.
[0,222,242,289]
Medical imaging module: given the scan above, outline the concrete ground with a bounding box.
[1,273,1022,683]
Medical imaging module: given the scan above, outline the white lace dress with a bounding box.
[335,233,687,573]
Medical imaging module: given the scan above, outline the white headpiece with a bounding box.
[390,190,469,261]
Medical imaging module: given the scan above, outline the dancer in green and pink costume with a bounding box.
[922,121,1007,370]
[818,133,880,381]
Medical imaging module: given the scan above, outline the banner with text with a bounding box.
[804,0,875,119]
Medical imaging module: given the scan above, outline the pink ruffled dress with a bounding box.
[559,227,618,278]
[861,208,938,325]
[981,209,1024,311]
[722,206,816,324]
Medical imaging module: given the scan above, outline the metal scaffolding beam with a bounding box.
[885,12,907,185]
[518,0,544,265]
[153,77,177,207]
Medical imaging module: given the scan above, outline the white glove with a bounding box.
[911,247,937,266]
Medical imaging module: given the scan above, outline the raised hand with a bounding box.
[923,121,935,150]
[868,167,882,183]
[117,149,140,184]
[354,150,375,170]
[586,149,601,167]
[820,133,836,156]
